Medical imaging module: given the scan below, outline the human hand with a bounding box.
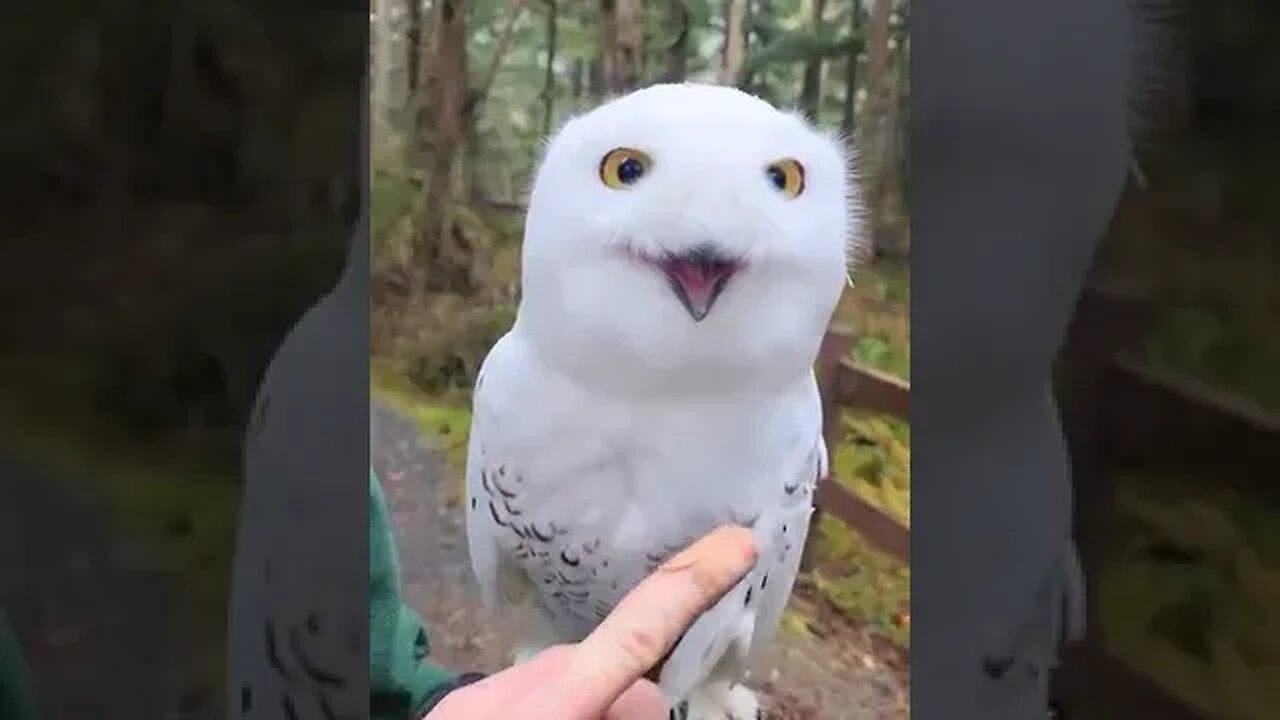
[425,525,758,719]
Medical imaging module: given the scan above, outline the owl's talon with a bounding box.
[684,682,760,720]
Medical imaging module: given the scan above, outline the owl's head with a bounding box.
[516,83,861,395]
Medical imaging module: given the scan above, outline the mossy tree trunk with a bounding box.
[420,0,477,294]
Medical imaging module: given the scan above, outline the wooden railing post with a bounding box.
[800,326,857,572]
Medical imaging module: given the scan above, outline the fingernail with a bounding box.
[659,525,757,574]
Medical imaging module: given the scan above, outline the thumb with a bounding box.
[520,525,758,718]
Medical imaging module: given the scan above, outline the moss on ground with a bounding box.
[371,362,471,504]
[0,354,235,685]
[1098,473,1280,720]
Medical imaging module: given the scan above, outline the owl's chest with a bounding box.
[493,405,791,630]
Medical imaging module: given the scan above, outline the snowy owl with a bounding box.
[465,82,858,719]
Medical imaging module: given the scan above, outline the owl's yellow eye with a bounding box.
[599,148,651,189]
[765,159,805,198]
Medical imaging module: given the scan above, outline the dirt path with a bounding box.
[0,458,216,720]
[371,403,909,720]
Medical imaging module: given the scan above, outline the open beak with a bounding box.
[657,244,741,322]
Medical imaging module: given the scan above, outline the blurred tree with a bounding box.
[720,0,748,85]
[799,0,828,118]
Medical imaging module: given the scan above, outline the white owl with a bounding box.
[465,82,859,719]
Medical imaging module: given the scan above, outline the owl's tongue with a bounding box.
[659,246,739,322]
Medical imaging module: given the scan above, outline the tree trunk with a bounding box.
[661,0,689,83]
[589,59,604,99]
[571,59,584,101]
[741,0,757,92]
[720,0,748,86]
[598,0,643,95]
[799,0,829,118]
[859,0,893,258]
[372,0,393,134]
[542,0,559,136]
[840,0,861,137]
[420,0,475,294]
[867,0,891,93]
[597,0,619,96]
[617,0,643,91]
[405,0,423,116]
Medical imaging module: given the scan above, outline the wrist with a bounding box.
[418,671,488,717]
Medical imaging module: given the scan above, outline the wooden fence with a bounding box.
[805,325,911,567]
[809,289,1280,719]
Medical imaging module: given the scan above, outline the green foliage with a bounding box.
[1141,303,1280,413]
[0,353,236,686]
[803,402,911,649]
[832,411,910,524]
[739,29,860,87]
[807,515,911,647]
[1100,475,1280,719]
[837,259,911,380]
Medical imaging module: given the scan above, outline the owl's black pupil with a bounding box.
[618,158,644,184]
[768,166,787,190]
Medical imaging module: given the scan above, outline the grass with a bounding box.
[1139,303,1280,414]
[839,258,911,380]
[0,353,237,686]
[1097,473,1280,720]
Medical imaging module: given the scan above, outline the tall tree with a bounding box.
[616,0,644,90]
[661,0,690,83]
[542,0,559,136]
[596,0,619,96]
[405,0,424,129]
[799,0,829,118]
[720,0,748,85]
[371,0,393,132]
[864,0,900,258]
[841,0,862,137]
[597,0,644,95]
[867,0,892,96]
[421,0,472,292]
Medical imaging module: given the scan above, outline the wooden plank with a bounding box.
[802,327,859,571]
[834,358,910,421]
[807,327,911,567]
[1096,356,1280,499]
[818,327,859,456]
[1053,641,1211,720]
[813,480,910,564]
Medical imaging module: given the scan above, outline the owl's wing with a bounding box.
[226,281,368,720]
[658,379,823,702]
[465,334,533,615]
[747,436,823,659]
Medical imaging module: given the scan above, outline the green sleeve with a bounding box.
[0,611,39,720]
[370,469,483,719]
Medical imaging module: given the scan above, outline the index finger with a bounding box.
[522,525,758,718]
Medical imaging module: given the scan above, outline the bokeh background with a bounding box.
[0,4,362,718]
